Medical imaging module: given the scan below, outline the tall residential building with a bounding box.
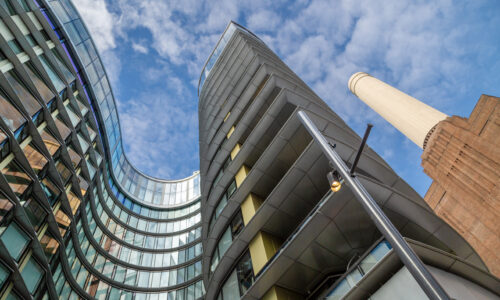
[0,0,203,299]
[198,22,500,300]
[0,0,497,299]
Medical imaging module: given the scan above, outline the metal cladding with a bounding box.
[198,22,497,300]
[0,0,203,299]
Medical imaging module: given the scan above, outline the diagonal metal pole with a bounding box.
[297,111,450,300]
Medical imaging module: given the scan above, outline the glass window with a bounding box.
[51,49,75,83]
[76,95,89,116]
[231,211,244,238]
[0,89,26,132]
[24,63,54,104]
[66,190,81,216]
[4,71,41,116]
[114,265,126,283]
[138,271,150,287]
[23,197,46,231]
[40,129,60,156]
[0,0,15,15]
[38,54,65,92]
[1,222,30,261]
[40,177,60,205]
[55,209,71,237]
[219,228,232,257]
[7,39,23,54]
[0,192,13,223]
[65,105,80,127]
[20,256,44,293]
[124,269,136,285]
[326,279,351,300]
[94,280,108,300]
[39,231,59,262]
[22,144,48,175]
[359,240,392,274]
[55,160,71,184]
[2,160,31,197]
[54,117,71,141]
[236,251,254,295]
[227,180,237,198]
[77,134,89,152]
[221,270,239,300]
[0,263,9,290]
[15,0,30,11]
[0,128,9,162]
[67,146,81,168]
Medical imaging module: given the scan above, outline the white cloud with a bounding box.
[119,89,199,179]
[72,0,121,88]
[131,42,148,54]
[72,0,499,193]
[246,10,281,32]
[72,0,117,52]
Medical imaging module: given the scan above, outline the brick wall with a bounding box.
[422,95,500,277]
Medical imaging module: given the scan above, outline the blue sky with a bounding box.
[73,0,500,196]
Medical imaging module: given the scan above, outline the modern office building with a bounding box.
[0,0,203,299]
[0,0,497,299]
[198,23,500,300]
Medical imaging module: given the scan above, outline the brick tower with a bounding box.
[349,72,500,277]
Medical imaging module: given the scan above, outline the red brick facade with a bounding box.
[422,95,500,277]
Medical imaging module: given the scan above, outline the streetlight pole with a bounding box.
[297,110,450,300]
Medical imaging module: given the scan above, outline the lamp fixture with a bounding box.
[327,170,343,192]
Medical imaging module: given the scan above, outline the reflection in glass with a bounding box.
[0,263,9,291]
[55,160,71,184]
[78,174,88,196]
[39,230,59,262]
[66,189,81,215]
[24,62,55,104]
[55,208,71,237]
[0,222,30,261]
[4,70,42,116]
[23,197,47,231]
[20,256,44,294]
[0,89,26,132]
[22,144,48,175]
[220,270,239,300]
[0,191,13,223]
[39,54,65,92]
[40,177,60,206]
[67,146,81,168]
[51,49,75,83]
[75,94,89,116]
[64,104,80,127]
[2,160,31,197]
[236,251,254,295]
[54,117,71,140]
[40,128,60,156]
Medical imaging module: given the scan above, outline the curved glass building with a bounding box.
[0,0,498,299]
[0,0,203,299]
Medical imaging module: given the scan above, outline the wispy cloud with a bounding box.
[131,42,148,54]
[118,89,199,179]
[73,0,500,194]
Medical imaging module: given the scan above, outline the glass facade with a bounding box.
[326,241,392,300]
[0,0,203,298]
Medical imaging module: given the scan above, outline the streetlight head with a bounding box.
[327,170,343,192]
